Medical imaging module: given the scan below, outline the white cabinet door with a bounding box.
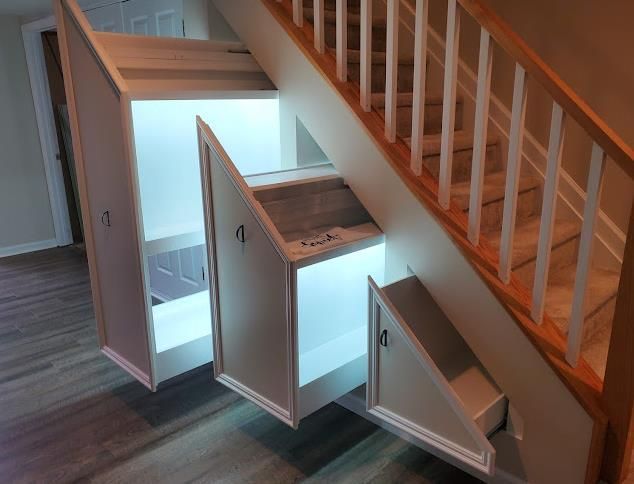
[148,245,208,301]
[122,0,184,37]
[57,2,153,387]
[83,3,124,32]
[203,138,295,426]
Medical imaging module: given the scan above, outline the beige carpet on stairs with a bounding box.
[303,0,621,380]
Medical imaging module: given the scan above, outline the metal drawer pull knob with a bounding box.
[101,210,111,227]
[380,329,388,347]
[236,224,245,243]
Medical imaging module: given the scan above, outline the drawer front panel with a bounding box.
[207,141,294,425]
[367,277,496,475]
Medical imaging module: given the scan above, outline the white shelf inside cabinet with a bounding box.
[144,221,205,256]
[299,326,367,387]
[153,290,212,353]
[246,163,337,189]
[152,290,213,383]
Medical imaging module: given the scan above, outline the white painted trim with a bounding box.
[419,21,625,268]
[0,238,58,258]
[22,15,74,248]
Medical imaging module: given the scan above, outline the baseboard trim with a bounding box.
[0,238,58,258]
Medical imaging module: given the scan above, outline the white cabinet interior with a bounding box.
[130,95,280,386]
[199,118,386,428]
[367,276,507,475]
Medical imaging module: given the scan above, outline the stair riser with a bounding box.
[321,21,387,51]
[348,62,415,92]
[514,237,580,289]
[582,298,616,345]
[477,187,541,233]
[380,103,463,137]
[304,0,362,11]
[423,145,499,185]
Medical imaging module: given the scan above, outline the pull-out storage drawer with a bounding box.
[368,276,507,475]
[198,118,385,428]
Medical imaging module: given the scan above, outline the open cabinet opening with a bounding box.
[129,94,281,384]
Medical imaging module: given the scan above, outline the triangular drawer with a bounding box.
[368,276,507,475]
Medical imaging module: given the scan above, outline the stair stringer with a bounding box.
[213,1,598,482]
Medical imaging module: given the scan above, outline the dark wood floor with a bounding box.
[0,247,480,483]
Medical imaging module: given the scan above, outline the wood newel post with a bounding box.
[601,200,634,483]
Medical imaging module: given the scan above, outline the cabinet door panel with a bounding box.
[122,0,184,38]
[207,144,293,424]
[84,3,124,33]
[57,2,152,386]
[148,245,208,301]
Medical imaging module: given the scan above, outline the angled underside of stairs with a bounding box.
[212,0,622,482]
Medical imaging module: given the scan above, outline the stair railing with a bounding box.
[283,0,633,480]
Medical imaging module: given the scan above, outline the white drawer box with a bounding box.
[199,118,385,427]
[368,276,507,475]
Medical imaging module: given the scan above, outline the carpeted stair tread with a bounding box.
[580,321,612,379]
[371,91,462,108]
[545,265,621,335]
[404,130,498,156]
[304,8,387,27]
[452,171,540,212]
[485,216,580,269]
[329,47,415,65]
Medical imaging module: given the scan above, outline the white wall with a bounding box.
[0,15,56,257]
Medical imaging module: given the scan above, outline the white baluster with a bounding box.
[384,0,399,142]
[314,0,325,53]
[360,0,372,111]
[336,0,348,82]
[293,0,303,27]
[499,64,528,283]
[467,27,493,245]
[566,143,606,365]
[410,0,429,174]
[532,102,566,323]
[438,0,461,209]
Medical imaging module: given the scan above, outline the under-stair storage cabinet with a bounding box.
[55,0,275,389]
[367,276,507,475]
[198,119,386,428]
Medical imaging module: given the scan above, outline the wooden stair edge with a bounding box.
[259,2,607,481]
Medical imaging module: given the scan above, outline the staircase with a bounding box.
[215,0,634,481]
[306,0,621,379]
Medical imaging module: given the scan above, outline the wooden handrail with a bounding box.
[456,0,634,179]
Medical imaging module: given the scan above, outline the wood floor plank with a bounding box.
[0,247,481,483]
